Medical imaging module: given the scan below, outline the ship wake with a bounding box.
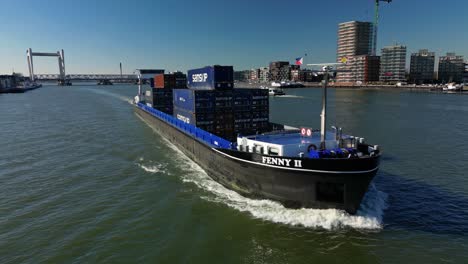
[277,95,304,98]
[165,140,388,230]
[84,88,133,104]
[139,112,388,230]
[136,157,168,174]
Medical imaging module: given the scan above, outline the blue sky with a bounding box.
[0,0,466,75]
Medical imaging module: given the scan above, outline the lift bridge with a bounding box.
[27,48,139,84]
[34,73,138,81]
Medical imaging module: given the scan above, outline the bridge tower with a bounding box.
[27,48,69,85]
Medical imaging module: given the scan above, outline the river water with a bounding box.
[1,84,467,263]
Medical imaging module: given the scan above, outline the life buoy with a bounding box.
[307,144,317,152]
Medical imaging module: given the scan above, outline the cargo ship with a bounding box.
[133,66,381,214]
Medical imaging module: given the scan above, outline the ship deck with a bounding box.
[246,131,339,146]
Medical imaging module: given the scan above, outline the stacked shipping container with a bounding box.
[173,88,269,140]
[173,89,215,132]
[145,89,174,115]
[213,90,234,138]
[154,74,176,88]
[187,65,234,90]
[233,89,269,136]
[146,72,188,115]
[153,73,187,89]
[173,71,187,89]
[147,65,269,141]
[173,89,236,140]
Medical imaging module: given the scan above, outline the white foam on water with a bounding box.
[277,95,304,98]
[84,88,133,104]
[140,113,389,230]
[168,140,387,230]
[138,164,160,173]
[137,162,167,174]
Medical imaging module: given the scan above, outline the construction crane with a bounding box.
[373,0,392,56]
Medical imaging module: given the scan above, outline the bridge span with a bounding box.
[34,74,139,81]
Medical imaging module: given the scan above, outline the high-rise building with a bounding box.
[249,69,259,82]
[234,70,250,82]
[336,21,375,84]
[380,45,407,83]
[409,49,435,84]
[337,21,373,60]
[438,53,464,83]
[258,67,270,83]
[269,61,289,81]
[337,55,380,83]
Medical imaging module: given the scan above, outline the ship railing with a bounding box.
[137,103,234,149]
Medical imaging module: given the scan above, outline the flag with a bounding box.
[295,57,303,65]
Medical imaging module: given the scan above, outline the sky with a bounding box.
[0,0,467,75]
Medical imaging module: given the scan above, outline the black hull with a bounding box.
[1,85,41,94]
[135,106,380,214]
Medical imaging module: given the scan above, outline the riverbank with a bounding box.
[236,81,468,93]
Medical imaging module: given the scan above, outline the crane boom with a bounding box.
[373,0,392,56]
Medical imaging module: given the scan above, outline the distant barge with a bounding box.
[0,75,41,93]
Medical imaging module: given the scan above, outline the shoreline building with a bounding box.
[269,61,290,81]
[438,53,464,83]
[249,69,259,82]
[290,65,300,81]
[336,21,379,84]
[409,49,435,84]
[345,55,380,83]
[380,45,407,83]
[234,70,250,82]
[258,67,270,83]
[464,63,468,84]
[299,69,322,82]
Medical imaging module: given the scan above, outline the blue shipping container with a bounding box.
[187,65,234,90]
[173,89,215,113]
[173,107,214,126]
[173,107,195,125]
